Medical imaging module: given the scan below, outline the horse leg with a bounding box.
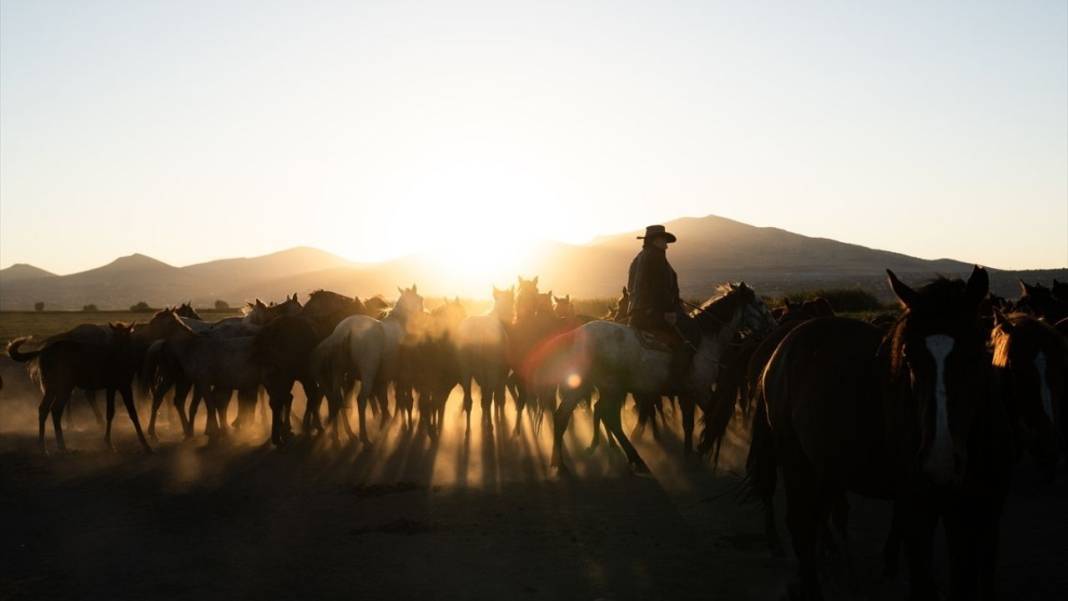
[50,390,71,452]
[38,390,55,453]
[119,383,152,452]
[147,374,173,439]
[551,392,583,472]
[782,463,830,601]
[587,398,605,454]
[460,376,474,433]
[85,389,104,427]
[356,385,372,445]
[172,378,193,438]
[679,393,696,459]
[104,388,117,449]
[512,380,527,438]
[600,389,647,473]
[882,502,904,579]
[902,495,939,601]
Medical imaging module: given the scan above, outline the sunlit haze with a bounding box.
[2,1,1066,275]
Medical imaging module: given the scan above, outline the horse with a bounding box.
[1052,279,1068,304]
[699,295,838,554]
[412,298,467,437]
[1017,280,1068,323]
[748,267,1015,600]
[252,314,322,445]
[8,323,152,453]
[551,282,776,473]
[309,312,386,444]
[174,302,202,320]
[456,286,515,432]
[141,310,262,439]
[302,290,370,338]
[991,312,1065,473]
[142,308,262,438]
[379,285,428,429]
[509,279,568,435]
[605,287,630,322]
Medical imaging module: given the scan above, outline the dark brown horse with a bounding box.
[252,314,322,445]
[991,312,1065,473]
[749,267,1010,600]
[8,323,152,453]
[1017,280,1068,322]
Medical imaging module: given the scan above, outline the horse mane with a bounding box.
[991,312,1068,369]
[691,283,751,329]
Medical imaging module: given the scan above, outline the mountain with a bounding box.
[0,263,56,281]
[1,215,1064,309]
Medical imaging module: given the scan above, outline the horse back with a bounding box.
[763,317,889,492]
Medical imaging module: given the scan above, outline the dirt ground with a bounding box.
[1,386,1065,601]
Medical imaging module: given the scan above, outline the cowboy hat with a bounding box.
[636,224,677,243]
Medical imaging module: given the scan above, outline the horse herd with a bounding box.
[6,271,1068,600]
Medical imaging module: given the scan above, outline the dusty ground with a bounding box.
[1,387,1065,601]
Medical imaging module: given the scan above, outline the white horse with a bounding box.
[551,283,776,473]
[310,314,386,444]
[456,286,515,431]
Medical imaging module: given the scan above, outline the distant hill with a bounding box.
[1,215,1064,309]
[0,263,56,281]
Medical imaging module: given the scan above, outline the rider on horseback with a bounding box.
[626,225,700,379]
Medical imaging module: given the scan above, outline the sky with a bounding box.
[1,0,1066,275]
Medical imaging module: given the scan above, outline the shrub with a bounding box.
[214,299,230,310]
[82,304,99,312]
[784,288,885,313]
[129,301,153,312]
[34,301,45,312]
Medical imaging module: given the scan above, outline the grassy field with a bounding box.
[0,309,242,347]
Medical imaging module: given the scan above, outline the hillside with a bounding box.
[1,215,1064,309]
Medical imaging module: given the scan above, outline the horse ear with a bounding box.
[965,265,989,307]
[412,284,417,294]
[533,276,538,286]
[292,293,298,301]
[887,269,919,309]
[397,286,404,295]
[1019,279,1032,295]
[565,294,570,302]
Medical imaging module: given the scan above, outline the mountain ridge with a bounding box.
[1,215,1063,309]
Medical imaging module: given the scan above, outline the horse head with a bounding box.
[991,311,1064,476]
[491,285,515,322]
[554,294,575,319]
[887,266,989,485]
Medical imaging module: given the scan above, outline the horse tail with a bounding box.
[7,337,40,362]
[699,378,738,467]
[140,340,163,397]
[744,357,780,504]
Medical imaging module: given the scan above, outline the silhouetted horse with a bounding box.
[251,315,323,445]
[749,267,1012,600]
[457,286,514,432]
[380,285,428,429]
[552,283,775,473]
[991,312,1065,473]
[412,298,467,437]
[8,323,151,453]
[1017,280,1068,322]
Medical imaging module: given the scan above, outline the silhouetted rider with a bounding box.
[627,225,681,332]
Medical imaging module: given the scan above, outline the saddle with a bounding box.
[634,326,682,353]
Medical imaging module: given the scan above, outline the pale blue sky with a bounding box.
[2,0,1065,274]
